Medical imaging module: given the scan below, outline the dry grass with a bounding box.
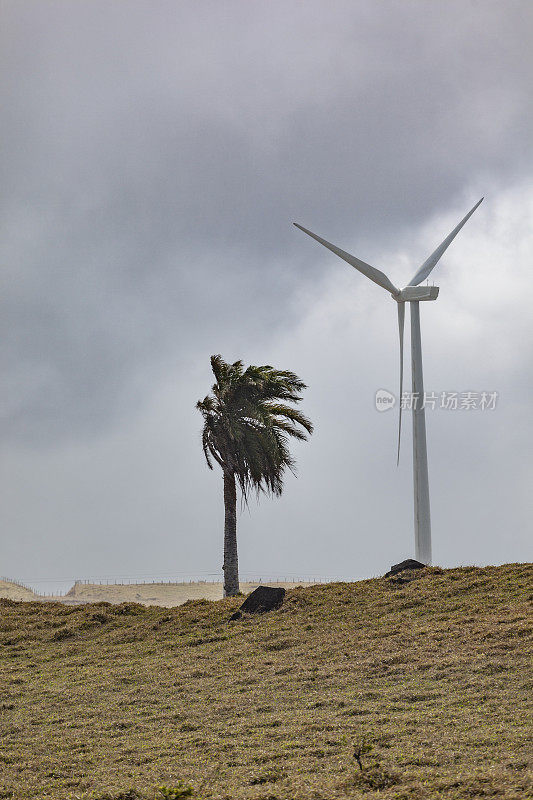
[0,563,531,800]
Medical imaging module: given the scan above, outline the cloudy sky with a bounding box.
[1,0,532,593]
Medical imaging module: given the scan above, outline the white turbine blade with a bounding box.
[396,302,405,466]
[408,197,484,286]
[293,223,398,295]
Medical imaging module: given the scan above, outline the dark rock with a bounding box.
[229,610,242,621]
[385,558,426,577]
[239,586,286,614]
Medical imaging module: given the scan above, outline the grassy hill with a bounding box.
[0,563,531,800]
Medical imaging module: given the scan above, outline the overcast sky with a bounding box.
[1,0,532,593]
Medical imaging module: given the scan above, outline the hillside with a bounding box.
[0,563,531,800]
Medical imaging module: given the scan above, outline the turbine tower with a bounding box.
[294,198,483,564]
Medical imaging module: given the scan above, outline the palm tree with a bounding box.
[196,355,313,597]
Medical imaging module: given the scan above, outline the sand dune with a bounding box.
[62,580,317,606]
[0,579,36,601]
[0,578,317,607]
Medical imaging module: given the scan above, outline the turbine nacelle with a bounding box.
[395,285,439,302]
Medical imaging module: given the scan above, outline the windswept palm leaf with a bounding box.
[196,356,313,501]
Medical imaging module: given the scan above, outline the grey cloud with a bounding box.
[3,1,532,444]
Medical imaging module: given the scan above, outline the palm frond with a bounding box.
[196,355,313,503]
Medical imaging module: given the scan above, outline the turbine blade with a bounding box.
[396,302,405,466]
[293,223,398,295]
[408,198,484,286]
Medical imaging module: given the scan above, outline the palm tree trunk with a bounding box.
[223,471,239,596]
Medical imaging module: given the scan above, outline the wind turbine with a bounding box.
[294,198,483,565]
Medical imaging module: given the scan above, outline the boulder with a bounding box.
[385,558,426,577]
[230,586,285,620]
